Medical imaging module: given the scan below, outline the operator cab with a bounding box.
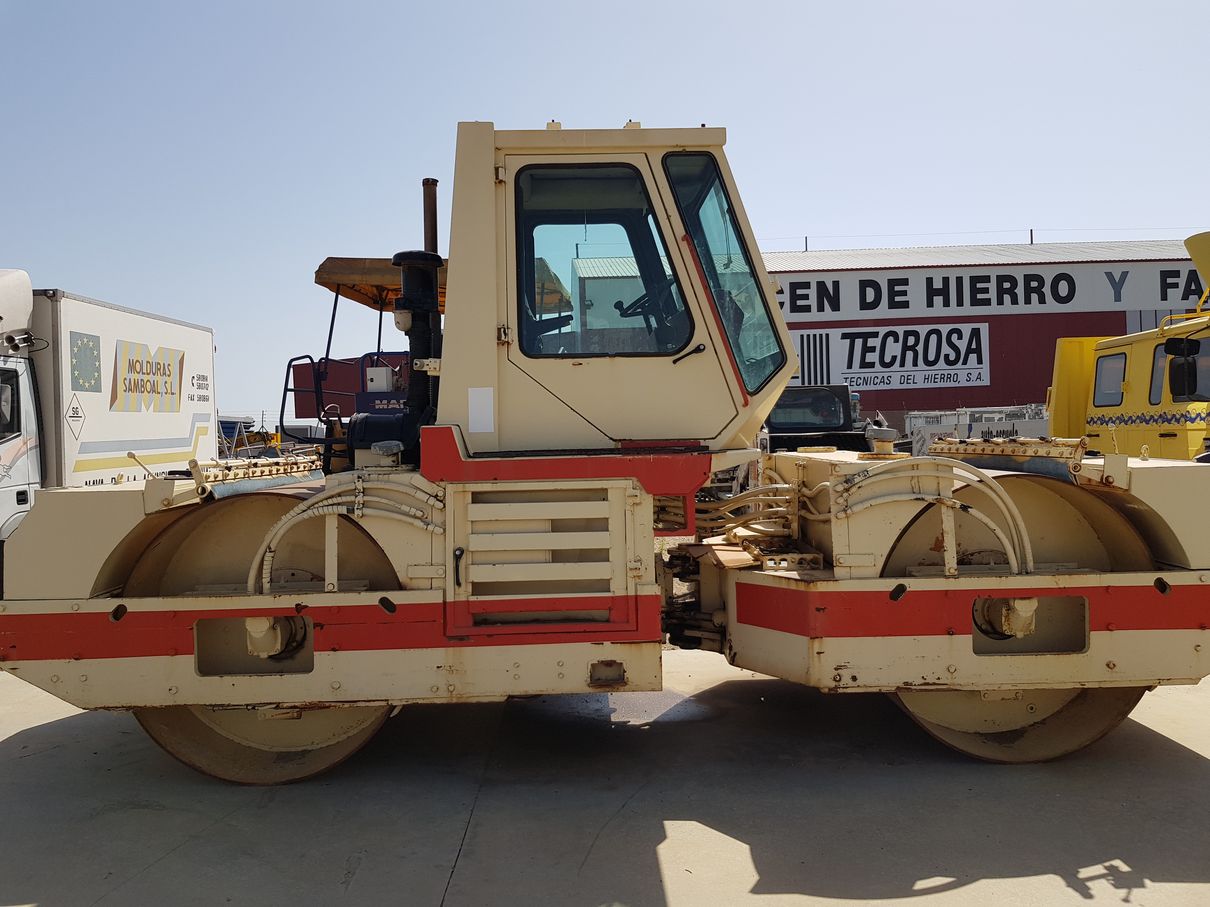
[282,122,797,473]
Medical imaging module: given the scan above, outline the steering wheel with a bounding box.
[614,274,677,322]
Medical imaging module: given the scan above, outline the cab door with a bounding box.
[1086,350,1129,453]
[504,154,738,443]
[1143,342,1194,458]
[0,357,39,539]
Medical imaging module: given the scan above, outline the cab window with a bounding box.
[515,164,693,357]
[1092,353,1126,407]
[664,152,785,393]
[1149,344,1165,405]
[0,368,20,442]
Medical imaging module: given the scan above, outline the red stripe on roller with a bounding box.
[735,584,812,637]
[736,581,1210,639]
[0,594,664,663]
[420,425,711,496]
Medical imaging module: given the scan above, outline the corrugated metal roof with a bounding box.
[761,239,1190,273]
[571,241,1192,279]
[573,257,676,278]
[573,257,641,278]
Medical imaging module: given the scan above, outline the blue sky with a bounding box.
[3,1,1208,416]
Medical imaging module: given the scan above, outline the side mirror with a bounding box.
[1165,336,1201,357]
[1170,357,1198,398]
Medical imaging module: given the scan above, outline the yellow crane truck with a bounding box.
[2,122,1210,782]
[1049,232,1210,459]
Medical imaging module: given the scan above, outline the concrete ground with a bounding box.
[1,652,1208,907]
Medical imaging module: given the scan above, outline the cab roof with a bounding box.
[314,256,447,313]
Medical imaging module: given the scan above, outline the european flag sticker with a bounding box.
[70,331,102,392]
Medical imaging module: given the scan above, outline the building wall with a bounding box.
[783,310,1124,428]
[771,253,1204,429]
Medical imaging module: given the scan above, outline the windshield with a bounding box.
[767,387,847,432]
[664,152,785,393]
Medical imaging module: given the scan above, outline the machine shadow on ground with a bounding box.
[0,674,1206,906]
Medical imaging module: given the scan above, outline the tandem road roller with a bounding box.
[1,122,1208,782]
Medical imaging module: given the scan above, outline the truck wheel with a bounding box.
[893,686,1146,763]
[134,704,390,784]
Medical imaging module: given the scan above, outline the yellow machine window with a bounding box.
[1149,344,1166,405]
[1092,353,1126,407]
[515,164,693,358]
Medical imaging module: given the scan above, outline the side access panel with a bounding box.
[443,478,663,661]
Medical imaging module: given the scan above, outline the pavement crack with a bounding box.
[438,709,504,907]
[340,849,367,894]
[578,779,649,874]
[18,743,62,759]
[86,801,246,906]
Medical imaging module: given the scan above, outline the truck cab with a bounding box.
[1049,318,1210,459]
[763,384,869,452]
[0,349,40,539]
[1048,231,1210,459]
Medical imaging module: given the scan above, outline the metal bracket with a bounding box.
[760,551,824,571]
[833,553,876,567]
[496,324,513,345]
[413,358,441,375]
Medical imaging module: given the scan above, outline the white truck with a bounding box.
[0,269,216,540]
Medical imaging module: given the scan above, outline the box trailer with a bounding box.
[0,269,216,538]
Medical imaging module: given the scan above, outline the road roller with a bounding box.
[0,121,1208,782]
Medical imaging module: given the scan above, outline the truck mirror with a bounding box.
[1169,357,1198,398]
[1164,336,1201,357]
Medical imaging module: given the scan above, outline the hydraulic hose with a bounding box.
[833,456,1034,574]
[245,476,445,593]
[835,492,1021,575]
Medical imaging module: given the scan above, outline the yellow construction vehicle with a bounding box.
[2,123,1210,782]
[1048,232,1210,458]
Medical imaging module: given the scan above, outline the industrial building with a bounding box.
[764,240,1201,428]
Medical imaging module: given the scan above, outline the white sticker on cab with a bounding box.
[468,387,494,433]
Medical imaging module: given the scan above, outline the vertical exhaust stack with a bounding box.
[422,177,443,379]
[422,178,439,254]
[391,178,443,462]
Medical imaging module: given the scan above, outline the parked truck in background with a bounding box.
[762,384,870,452]
[1048,232,1210,459]
[0,269,216,540]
